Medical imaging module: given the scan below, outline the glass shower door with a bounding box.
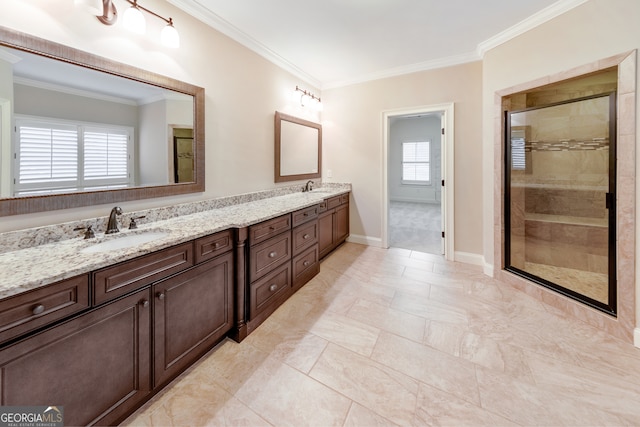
[505,93,616,314]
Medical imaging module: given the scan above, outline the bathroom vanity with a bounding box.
[0,187,349,426]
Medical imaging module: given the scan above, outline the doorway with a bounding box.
[382,103,454,260]
[388,114,443,254]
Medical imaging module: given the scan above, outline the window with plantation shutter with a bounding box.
[83,127,130,184]
[402,141,430,184]
[14,117,133,196]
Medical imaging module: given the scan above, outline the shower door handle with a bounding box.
[605,192,614,209]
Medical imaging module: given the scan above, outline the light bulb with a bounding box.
[123,5,146,34]
[161,23,180,48]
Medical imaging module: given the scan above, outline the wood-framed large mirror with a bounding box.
[274,111,321,183]
[0,26,204,216]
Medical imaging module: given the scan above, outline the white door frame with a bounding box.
[381,103,455,260]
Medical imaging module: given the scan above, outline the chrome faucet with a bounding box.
[106,206,123,234]
[303,180,314,192]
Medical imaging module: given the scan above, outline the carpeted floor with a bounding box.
[389,201,442,255]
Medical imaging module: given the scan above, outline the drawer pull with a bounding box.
[303,260,310,267]
[214,242,220,249]
[269,284,278,292]
[32,304,45,315]
[157,292,165,301]
[140,299,150,308]
[268,251,277,258]
[269,226,276,230]
[304,212,309,216]
[303,234,310,239]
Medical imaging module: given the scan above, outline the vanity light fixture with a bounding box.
[294,85,323,111]
[75,0,180,48]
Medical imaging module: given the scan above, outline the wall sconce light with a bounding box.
[294,85,323,111]
[75,0,180,48]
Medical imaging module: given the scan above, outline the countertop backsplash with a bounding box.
[0,182,349,255]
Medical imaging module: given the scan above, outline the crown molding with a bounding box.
[0,46,22,64]
[14,77,137,106]
[165,0,321,88]
[322,51,481,90]
[167,0,588,89]
[477,0,589,57]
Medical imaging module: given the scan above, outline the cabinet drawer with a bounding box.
[326,195,342,210]
[292,245,319,290]
[293,220,318,255]
[339,193,349,205]
[0,275,89,345]
[250,262,291,319]
[194,229,232,264]
[93,242,193,306]
[318,200,328,213]
[249,231,291,282]
[250,214,291,246]
[292,205,319,227]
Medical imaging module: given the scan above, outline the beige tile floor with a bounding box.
[122,243,640,426]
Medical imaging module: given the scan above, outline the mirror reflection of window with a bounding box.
[13,116,133,196]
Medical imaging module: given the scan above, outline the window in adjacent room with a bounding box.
[13,116,133,196]
[402,140,430,184]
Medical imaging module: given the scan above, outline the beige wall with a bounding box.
[322,61,483,255]
[0,0,320,232]
[482,0,640,336]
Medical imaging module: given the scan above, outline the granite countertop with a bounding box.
[0,187,350,300]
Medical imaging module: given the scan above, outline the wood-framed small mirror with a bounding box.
[274,111,321,183]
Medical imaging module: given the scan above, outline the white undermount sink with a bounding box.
[80,231,169,254]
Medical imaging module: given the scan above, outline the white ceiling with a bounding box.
[167,0,586,88]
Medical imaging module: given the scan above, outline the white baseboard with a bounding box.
[635,328,640,349]
[483,261,494,277]
[347,234,383,247]
[390,197,440,205]
[454,251,483,266]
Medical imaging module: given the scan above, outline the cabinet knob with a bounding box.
[140,299,149,308]
[268,251,277,258]
[269,284,277,292]
[303,234,310,239]
[303,212,309,216]
[157,292,165,301]
[303,260,310,267]
[32,304,45,315]
[213,242,220,249]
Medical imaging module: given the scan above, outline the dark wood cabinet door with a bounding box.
[318,210,334,258]
[153,252,234,388]
[0,289,152,427]
[335,203,350,245]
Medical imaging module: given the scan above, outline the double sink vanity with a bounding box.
[0,185,350,426]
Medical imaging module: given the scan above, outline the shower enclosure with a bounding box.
[505,92,617,314]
